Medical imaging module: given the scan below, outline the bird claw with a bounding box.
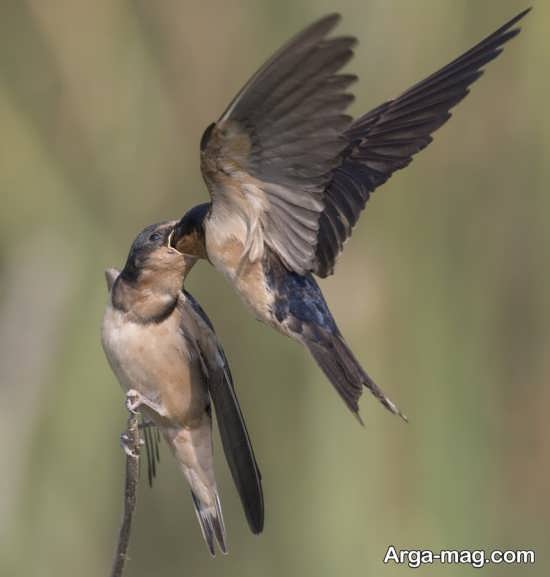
[125,389,143,414]
[120,431,140,458]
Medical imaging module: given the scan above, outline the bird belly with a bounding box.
[101,304,207,425]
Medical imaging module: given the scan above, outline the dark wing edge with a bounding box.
[200,14,357,275]
[313,7,531,277]
[209,353,264,534]
[184,291,264,534]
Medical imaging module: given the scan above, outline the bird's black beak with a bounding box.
[168,208,207,259]
[168,221,184,252]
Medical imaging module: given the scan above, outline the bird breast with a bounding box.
[101,302,208,425]
[204,214,275,324]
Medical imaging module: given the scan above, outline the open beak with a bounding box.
[167,228,183,254]
[168,218,188,252]
[167,223,199,266]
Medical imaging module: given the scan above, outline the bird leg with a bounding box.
[125,388,168,418]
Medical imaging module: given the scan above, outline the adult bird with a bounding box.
[171,9,529,423]
[101,221,263,555]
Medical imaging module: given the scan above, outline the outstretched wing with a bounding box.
[200,13,355,274]
[313,8,530,277]
[183,291,264,534]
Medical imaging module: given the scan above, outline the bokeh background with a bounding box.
[0,1,548,576]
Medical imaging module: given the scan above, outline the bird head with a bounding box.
[120,221,197,285]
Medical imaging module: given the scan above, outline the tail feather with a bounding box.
[265,254,405,421]
[163,421,228,555]
[190,491,227,556]
[305,331,407,422]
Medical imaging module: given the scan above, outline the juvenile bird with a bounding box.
[101,221,263,555]
[171,9,529,423]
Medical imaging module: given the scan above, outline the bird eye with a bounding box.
[149,232,162,242]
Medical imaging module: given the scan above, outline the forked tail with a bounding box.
[163,421,228,556]
[305,330,407,423]
[190,490,227,556]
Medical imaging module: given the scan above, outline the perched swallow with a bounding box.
[171,9,529,422]
[101,221,263,555]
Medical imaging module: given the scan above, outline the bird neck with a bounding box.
[111,271,181,324]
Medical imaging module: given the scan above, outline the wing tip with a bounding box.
[319,12,342,28]
[491,7,531,43]
[242,466,265,534]
[510,6,532,26]
[297,12,342,42]
[248,506,265,534]
[200,122,216,152]
[104,267,119,291]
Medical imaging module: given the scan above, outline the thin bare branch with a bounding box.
[110,411,141,577]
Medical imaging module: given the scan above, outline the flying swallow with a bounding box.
[170,9,529,422]
[101,221,263,555]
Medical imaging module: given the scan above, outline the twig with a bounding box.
[110,411,141,577]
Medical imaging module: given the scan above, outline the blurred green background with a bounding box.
[0,1,548,576]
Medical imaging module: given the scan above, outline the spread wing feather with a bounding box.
[313,8,530,277]
[183,291,264,534]
[200,13,356,274]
